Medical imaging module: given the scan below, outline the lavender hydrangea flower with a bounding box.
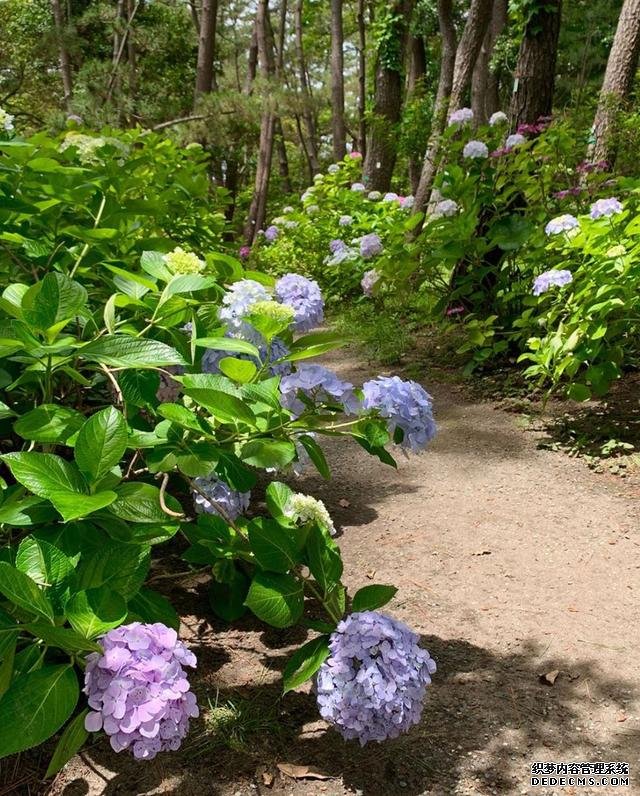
[400,195,415,210]
[327,164,340,174]
[330,239,347,254]
[433,199,459,218]
[192,475,250,519]
[316,611,436,745]
[275,274,324,332]
[361,269,380,296]
[219,279,270,330]
[280,364,359,415]
[532,269,573,296]
[351,182,366,192]
[505,133,526,149]
[545,214,579,235]
[359,233,383,259]
[590,197,623,219]
[489,111,508,126]
[448,107,474,126]
[339,215,353,226]
[84,623,198,760]
[463,140,489,159]
[238,245,251,260]
[383,192,399,203]
[362,376,436,453]
[326,246,359,266]
[264,225,279,243]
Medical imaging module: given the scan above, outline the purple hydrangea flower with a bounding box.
[383,192,399,203]
[83,623,198,760]
[399,195,415,210]
[433,199,459,218]
[359,233,383,259]
[489,111,508,126]
[264,225,279,243]
[339,215,353,226]
[275,274,324,333]
[361,376,436,453]
[448,107,474,126]
[590,197,623,219]
[316,611,436,745]
[329,239,347,254]
[202,336,291,378]
[532,269,573,296]
[463,140,489,159]
[361,269,380,297]
[219,279,270,330]
[505,133,526,149]
[280,364,359,415]
[192,474,250,518]
[351,182,366,192]
[553,187,582,200]
[545,214,579,235]
[238,245,251,260]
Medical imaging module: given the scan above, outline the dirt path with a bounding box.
[51,348,640,796]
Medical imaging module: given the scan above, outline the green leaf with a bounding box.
[128,588,179,630]
[240,439,295,469]
[45,710,89,778]
[24,625,102,653]
[248,518,301,573]
[77,543,150,600]
[0,665,79,759]
[66,588,128,638]
[298,435,330,479]
[21,273,87,331]
[140,250,172,281]
[244,572,303,628]
[163,274,218,297]
[351,584,398,613]
[184,387,256,426]
[13,405,84,444]
[306,526,343,596]
[158,403,210,433]
[195,337,260,357]
[107,483,181,523]
[265,481,294,521]
[0,634,17,699]
[219,357,258,383]
[567,383,591,402]
[209,568,249,622]
[118,369,160,407]
[74,407,127,483]
[16,537,76,614]
[79,336,186,368]
[283,635,330,693]
[0,562,54,622]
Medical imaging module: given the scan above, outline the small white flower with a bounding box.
[489,111,508,126]
[505,133,526,150]
[0,108,15,133]
[306,204,320,215]
[327,164,340,174]
[367,190,382,201]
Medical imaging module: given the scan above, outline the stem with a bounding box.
[70,194,107,278]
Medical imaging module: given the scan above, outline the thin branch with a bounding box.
[152,114,205,131]
[157,472,185,518]
[105,0,141,102]
[100,364,123,405]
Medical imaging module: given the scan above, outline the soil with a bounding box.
[45,346,639,796]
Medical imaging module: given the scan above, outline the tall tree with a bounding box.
[407,34,427,191]
[330,0,347,160]
[195,0,219,97]
[471,0,508,123]
[510,0,563,128]
[273,0,292,192]
[356,0,367,155]
[244,0,276,243]
[449,0,494,111]
[589,0,640,166]
[363,0,413,191]
[294,0,320,174]
[50,0,74,111]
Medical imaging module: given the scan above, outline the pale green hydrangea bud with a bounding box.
[250,300,295,326]
[163,247,205,275]
[284,493,336,536]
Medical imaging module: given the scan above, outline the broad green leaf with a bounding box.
[13,405,84,444]
[351,584,398,613]
[79,336,186,368]
[77,543,150,600]
[184,387,256,426]
[306,526,343,596]
[158,403,211,433]
[283,635,330,693]
[219,357,257,383]
[298,435,330,479]
[128,588,179,630]
[140,250,172,281]
[66,588,128,638]
[24,625,101,653]
[265,481,294,521]
[16,537,76,614]
[118,369,160,407]
[21,273,87,331]
[567,383,591,402]
[0,562,54,622]
[248,518,301,573]
[0,665,79,758]
[45,709,89,778]
[0,633,17,699]
[0,490,57,527]
[240,439,295,469]
[0,402,16,421]
[107,483,181,523]
[195,337,260,357]
[163,274,218,297]
[244,572,303,628]
[209,568,249,622]
[74,407,127,483]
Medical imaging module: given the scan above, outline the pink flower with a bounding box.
[349,151,362,160]
[238,246,251,260]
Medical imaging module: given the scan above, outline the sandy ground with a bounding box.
[47,348,640,796]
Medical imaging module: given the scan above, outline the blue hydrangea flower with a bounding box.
[361,376,436,453]
[433,199,459,218]
[326,246,359,266]
[280,364,359,415]
[330,239,347,254]
[275,274,324,333]
[219,279,271,330]
[489,111,508,126]
[351,182,366,192]
[383,192,399,203]
[448,107,474,126]
[545,214,579,235]
[264,225,279,243]
[359,233,383,259]
[400,195,415,210]
[339,215,354,226]
[316,611,436,745]
[505,133,526,149]
[84,623,198,759]
[532,269,573,296]
[590,197,623,219]
[192,475,250,519]
[327,164,340,174]
[463,140,489,159]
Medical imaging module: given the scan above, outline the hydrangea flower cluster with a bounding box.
[590,197,623,219]
[249,300,295,328]
[360,233,383,259]
[505,133,526,150]
[238,245,251,260]
[553,187,582,200]
[163,247,205,275]
[316,611,436,745]
[544,214,579,235]
[361,269,380,296]
[361,376,436,453]
[192,475,251,519]
[306,204,320,215]
[83,623,198,760]
[330,239,347,254]
[284,493,336,536]
[399,195,415,210]
[275,274,324,332]
[463,140,489,159]
[383,192,398,203]
[326,245,359,266]
[576,159,609,174]
[349,151,363,159]
[351,182,366,192]
[433,199,459,218]
[448,107,474,126]
[219,279,270,330]
[280,364,359,415]
[0,108,15,133]
[327,164,340,174]
[368,190,382,201]
[339,214,354,226]
[264,225,280,243]
[489,111,508,126]
[532,269,573,296]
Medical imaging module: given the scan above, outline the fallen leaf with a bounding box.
[539,669,560,686]
[338,499,350,508]
[260,770,274,787]
[277,763,333,780]
[617,713,628,723]
[567,606,579,612]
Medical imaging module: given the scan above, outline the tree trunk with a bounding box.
[413,0,456,217]
[509,0,562,128]
[126,0,138,122]
[471,0,508,123]
[357,0,367,155]
[330,0,347,160]
[363,0,413,192]
[188,0,200,33]
[195,0,219,97]
[272,2,292,193]
[449,0,493,111]
[588,0,640,165]
[294,0,320,174]
[407,34,427,192]
[51,0,73,110]
[244,0,276,243]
